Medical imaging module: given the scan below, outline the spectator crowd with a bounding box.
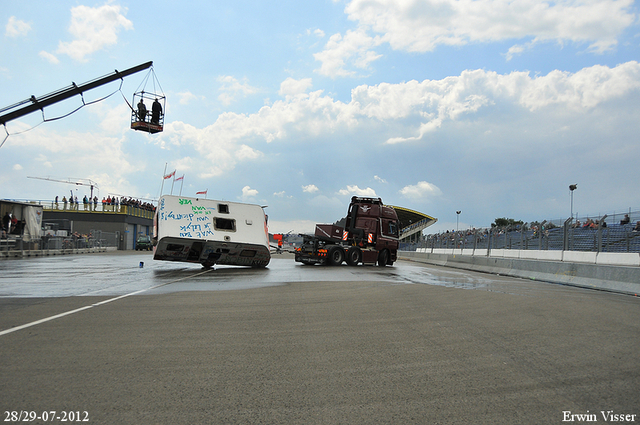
[53,195,156,213]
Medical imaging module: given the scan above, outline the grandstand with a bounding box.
[388,205,437,243]
[408,208,640,253]
[421,222,640,253]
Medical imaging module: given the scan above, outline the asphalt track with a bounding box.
[0,252,638,424]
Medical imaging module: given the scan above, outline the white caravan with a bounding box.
[153,195,270,268]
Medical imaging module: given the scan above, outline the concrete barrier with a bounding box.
[562,251,597,264]
[399,250,640,296]
[519,250,563,262]
[503,250,520,259]
[596,252,640,267]
[489,249,505,258]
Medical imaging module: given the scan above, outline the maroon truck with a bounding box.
[295,196,400,266]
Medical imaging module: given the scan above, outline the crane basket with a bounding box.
[131,67,165,134]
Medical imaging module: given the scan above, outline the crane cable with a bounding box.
[135,66,165,99]
[122,66,165,113]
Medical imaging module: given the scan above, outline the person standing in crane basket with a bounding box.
[151,98,162,124]
[137,99,147,122]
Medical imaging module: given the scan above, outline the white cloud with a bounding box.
[93,102,130,134]
[314,28,383,77]
[152,62,640,183]
[218,76,259,105]
[235,144,263,160]
[353,0,634,53]
[54,3,133,62]
[372,62,640,144]
[177,91,201,105]
[400,181,442,200]
[279,77,313,97]
[38,51,60,64]
[35,154,53,169]
[306,28,326,38]
[338,185,377,197]
[172,157,193,173]
[302,184,319,193]
[315,0,636,76]
[13,164,23,171]
[374,175,387,183]
[241,185,258,200]
[505,45,526,61]
[5,17,31,38]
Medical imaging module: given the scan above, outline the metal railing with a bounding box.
[402,210,640,253]
[1,231,119,256]
[43,202,155,219]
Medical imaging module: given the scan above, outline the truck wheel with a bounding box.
[377,249,389,267]
[328,247,344,266]
[346,247,360,266]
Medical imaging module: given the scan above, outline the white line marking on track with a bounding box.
[0,268,213,337]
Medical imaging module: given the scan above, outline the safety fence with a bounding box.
[1,230,119,257]
[401,210,640,253]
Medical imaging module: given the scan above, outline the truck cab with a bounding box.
[295,196,400,266]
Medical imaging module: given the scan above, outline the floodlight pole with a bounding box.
[569,184,577,220]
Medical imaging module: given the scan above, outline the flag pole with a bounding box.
[179,177,184,196]
[159,162,167,196]
[170,173,176,195]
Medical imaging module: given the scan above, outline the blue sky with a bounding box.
[2,0,640,234]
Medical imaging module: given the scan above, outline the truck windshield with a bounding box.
[384,220,398,237]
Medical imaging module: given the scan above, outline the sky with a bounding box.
[2,0,640,234]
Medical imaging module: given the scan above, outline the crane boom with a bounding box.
[27,176,98,186]
[0,61,153,126]
[27,176,99,199]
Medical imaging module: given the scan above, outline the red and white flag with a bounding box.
[175,175,184,181]
[196,189,207,195]
[163,170,176,180]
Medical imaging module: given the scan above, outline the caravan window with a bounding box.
[214,217,236,231]
[218,204,230,214]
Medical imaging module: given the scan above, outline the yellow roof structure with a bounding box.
[388,205,437,240]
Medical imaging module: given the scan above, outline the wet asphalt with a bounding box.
[0,252,638,424]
